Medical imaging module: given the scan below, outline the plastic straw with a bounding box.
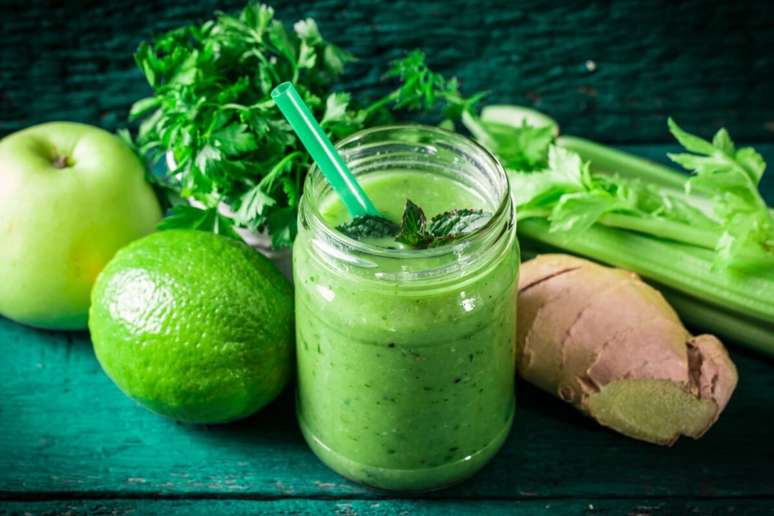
[271,82,379,217]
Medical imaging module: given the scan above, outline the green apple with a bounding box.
[0,122,162,330]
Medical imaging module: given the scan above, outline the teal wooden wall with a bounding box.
[1,0,772,142]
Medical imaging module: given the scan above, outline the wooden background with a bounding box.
[1,1,774,515]
[1,0,773,142]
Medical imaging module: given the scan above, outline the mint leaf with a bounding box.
[336,215,400,240]
[396,201,492,248]
[427,209,491,247]
[396,200,432,247]
[428,209,491,237]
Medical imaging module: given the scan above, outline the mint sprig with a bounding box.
[336,200,491,249]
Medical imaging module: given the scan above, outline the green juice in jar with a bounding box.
[294,126,518,491]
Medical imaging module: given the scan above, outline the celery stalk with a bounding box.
[520,236,774,354]
[518,219,774,346]
[596,213,771,263]
[598,213,719,249]
[657,287,774,355]
[558,135,774,219]
[557,136,688,190]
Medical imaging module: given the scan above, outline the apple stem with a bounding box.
[53,155,71,169]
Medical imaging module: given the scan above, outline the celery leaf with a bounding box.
[667,118,773,262]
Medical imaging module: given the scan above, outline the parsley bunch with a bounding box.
[129,2,479,248]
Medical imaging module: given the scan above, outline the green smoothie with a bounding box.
[294,168,518,491]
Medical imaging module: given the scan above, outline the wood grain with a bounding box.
[2,499,774,516]
[1,0,772,142]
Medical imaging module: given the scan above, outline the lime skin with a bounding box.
[89,229,294,424]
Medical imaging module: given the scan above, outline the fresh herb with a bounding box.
[463,113,554,171]
[511,145,723,247]
[337,200,491,249]
[130,2,482,248]
[396,200,432,247]
[666,118,772,261]
[427,208,492,244]
[395,200,493,248]
[336,215,400,240]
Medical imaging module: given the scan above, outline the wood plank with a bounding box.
[1,145,773,500]
[1,295,773,498]
[1,0,772,142]
[1,498,774,515]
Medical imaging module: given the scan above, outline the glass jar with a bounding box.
[294,125,518,491]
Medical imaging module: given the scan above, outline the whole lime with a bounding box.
[89,229,294,424]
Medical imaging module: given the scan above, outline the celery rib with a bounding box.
[559,135,774,218]
[557,136,688,190]
[657,287,774,355]
[599,213,719,250]
[518,219,774,325]
[520,235,774,354]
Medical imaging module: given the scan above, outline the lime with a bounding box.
[89,229,294,424]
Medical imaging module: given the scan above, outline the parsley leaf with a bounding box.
[158,205,242,240]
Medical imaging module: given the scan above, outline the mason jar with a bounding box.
[293,125,518,491]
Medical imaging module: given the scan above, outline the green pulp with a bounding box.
[294,170,518,491]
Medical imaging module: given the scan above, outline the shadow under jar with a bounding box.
[294,125,519,492]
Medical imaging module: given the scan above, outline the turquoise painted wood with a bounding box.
[1,144,773,514]
[1,499,774,516]
[1,0,773,142]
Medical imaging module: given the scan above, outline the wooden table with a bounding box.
[1,1,773,514]
[1,145,773,515]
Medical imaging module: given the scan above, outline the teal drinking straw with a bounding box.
[271,82,380,218]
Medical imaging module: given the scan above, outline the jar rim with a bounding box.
[301,124,512,260]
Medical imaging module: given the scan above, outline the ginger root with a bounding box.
[517,254,738,445]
